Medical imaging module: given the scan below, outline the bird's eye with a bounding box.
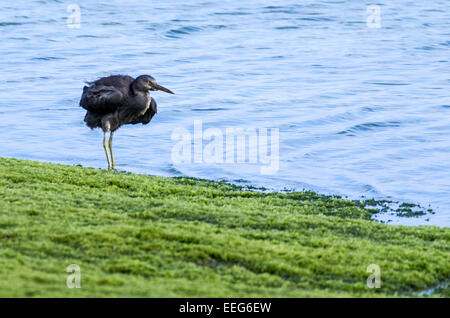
[147,81,151,85]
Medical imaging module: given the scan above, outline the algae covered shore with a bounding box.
[0,157,448,297]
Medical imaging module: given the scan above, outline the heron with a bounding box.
[79,74,174,169]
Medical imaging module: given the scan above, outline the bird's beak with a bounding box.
[155,84,174,94]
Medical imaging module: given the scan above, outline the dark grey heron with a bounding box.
[80,74,174,169]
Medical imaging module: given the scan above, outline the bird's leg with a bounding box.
[103,132,112,169]
[109,131,115,170]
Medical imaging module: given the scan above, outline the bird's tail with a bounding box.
[79,86,89,107]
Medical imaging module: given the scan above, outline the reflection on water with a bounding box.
[0,0,449,226]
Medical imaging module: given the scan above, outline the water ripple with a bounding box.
[338,122,402,136]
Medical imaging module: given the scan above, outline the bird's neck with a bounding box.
[130,82,150,97]
[129,82,137,96]
[130,80,143,96]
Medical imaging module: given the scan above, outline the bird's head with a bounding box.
[133,75,174,94]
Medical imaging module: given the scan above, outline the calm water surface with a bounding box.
[0,0,449,226]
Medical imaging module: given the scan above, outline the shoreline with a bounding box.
[4,155,440,227]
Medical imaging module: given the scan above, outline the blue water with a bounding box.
[0,0,449,226]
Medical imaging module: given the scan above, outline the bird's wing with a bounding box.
[93,75,134,88]
[129,97,157,125]
[79,85,124,114]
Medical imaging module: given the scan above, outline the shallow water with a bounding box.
[0,0,449,226]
